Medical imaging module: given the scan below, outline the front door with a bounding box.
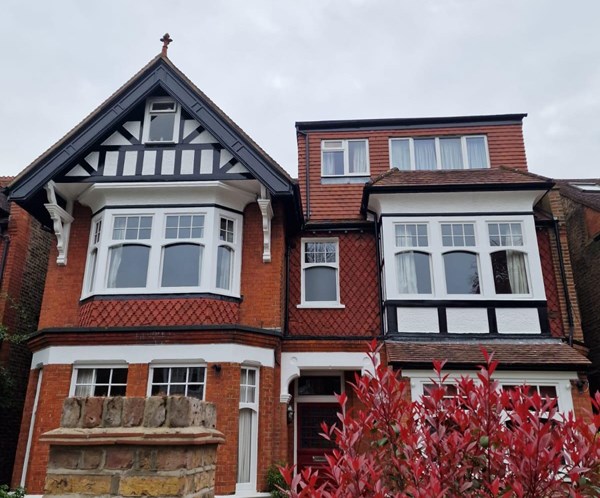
[296,402,339,471]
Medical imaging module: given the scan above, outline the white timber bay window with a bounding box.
[148,365,206,399]
[83,206,242,298]
[237,366,259,493]
[384,216,543,301]
[321,139,369,176]
[142,97,181,144]
[299,239,344,308]
[389,135,489,170]
[70,366,128,396]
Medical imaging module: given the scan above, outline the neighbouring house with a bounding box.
[6,42,593,497]
[0,178,51,486]
[555,179,600,396]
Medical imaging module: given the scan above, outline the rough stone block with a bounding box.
[119,475,186,497]
[156,448,188,470]
[45,475,111,495]
[103,397,123,427]
[123,397,145,427]
[143,396,167,427]
[191,401,217,428]
[82,397,104,428]
[60,398,82,428]
[167,396,194,427]
[80,448,103,470]
[105,447,135,470]
[48,447,81,470]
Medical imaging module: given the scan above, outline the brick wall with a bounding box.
[536,227,565,338]
[288,232,380,337]
[298,123,528,220]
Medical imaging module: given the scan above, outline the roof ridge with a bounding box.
[369,167,399,185]
[498,165,551,182]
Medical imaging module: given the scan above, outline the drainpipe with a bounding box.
[0,215,10,291]
[20,363,44,488]
[552,218,575,347]
[283,240,291,336]
[368,210,385,339]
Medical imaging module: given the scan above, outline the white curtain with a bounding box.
[467,137,487,168]
[391,140,411,170]
[237,408,254,483]
[107,246,122,288]
[322,152,337,176]
[506,251,529,293]
[414,139,436,170]
[216,246,233,289]
[349,142,367,174]
[74,369,94,397]
[440,138,463,169]
[396,252,418,294]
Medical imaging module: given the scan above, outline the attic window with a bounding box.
[571,183,600,192]
[143,98,180,143]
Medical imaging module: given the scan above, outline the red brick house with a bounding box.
[0,178,51,486]
[7,47,592,497]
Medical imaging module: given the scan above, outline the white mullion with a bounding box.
[461,137,469,169]
[434,137,442,170]
[409,138,415,170]
[343,140,350,175]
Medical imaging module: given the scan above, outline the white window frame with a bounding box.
[146,363,207,399]
[142,97,181,144]
[321,139,370,177]
[82,206,243,299]
[404,370,575,416]
[389,135,490,170]
[394,223,434,297]
[382,216,544,302]
[298,238,344,309]
[236,366,260,494]
[69,364,128,397]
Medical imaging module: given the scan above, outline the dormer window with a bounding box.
[143,98,181,143]
[321,140,369,176]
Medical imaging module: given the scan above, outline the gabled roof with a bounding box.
[361,167,553,213]
[8,53,297,205]
[555,179,600,212]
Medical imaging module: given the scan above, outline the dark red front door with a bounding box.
[297,403,339,471]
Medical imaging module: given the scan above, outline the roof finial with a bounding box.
[160,33,173,57]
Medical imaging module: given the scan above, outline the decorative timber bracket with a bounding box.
[44,181,74,266]
[257,186,273,263]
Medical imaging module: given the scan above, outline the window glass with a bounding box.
[466,136,488,168]
[220,218,234,243]
[305,242,337,263]
[441,223,476,247]
[150,366,206,399]
[443,251,480,294]
[440,138,463,169]
[348,141,368,174]
[322,140,368,176]
[151,101,176,112]
[216,246,233,289]
[240,368,257,404]
[161,244,203,287]
[93,220,102,244]
[491,250,529,294]
[305,267,337,302]
[237,407,254,483]
[396,251,432,294]
[414,139,436,170]
[148,114,175,142]
[107,245,150,288]
[165,215,204,239]
[74,367,128,397]
[488,223,523,246]
[113,216,152,241]
[322,150,344,176]
[390,139,411,170]
[297,376,341,396]
[87,249,97,292]
[395,224,428,247]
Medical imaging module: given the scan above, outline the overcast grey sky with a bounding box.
[1,0,599,179]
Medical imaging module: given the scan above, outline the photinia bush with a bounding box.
[280,343,600,497]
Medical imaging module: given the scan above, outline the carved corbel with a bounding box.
[44,181,74,266]
[257,186,273,263]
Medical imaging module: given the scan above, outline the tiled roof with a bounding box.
[370,166,552,189]
[386,341,590,369]
[555,179,600,212]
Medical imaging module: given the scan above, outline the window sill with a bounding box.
[296,303,346,309]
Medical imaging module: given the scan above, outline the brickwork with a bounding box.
[298,124,528,220]
[560,194,600,394]
[536,227,565,338]
[42,396,223,498]
[288,232,380,337]
[0,192,51,485]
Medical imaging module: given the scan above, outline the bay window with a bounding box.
[71,366,128,396]
[390,135,489,170]
[300,239,342,307]
[84,207,242,298]
[149,365,206,399]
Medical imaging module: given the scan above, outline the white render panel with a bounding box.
[122,151,138,176]
[65,165,90,177]
[183,119,199,139]
[446,308,489,333]
[102,131,131,146]
[161,150,176,175]
[122,121,141,140]
[181,150,195,174]
[200,149,214,174]
[228,163,249,174]
[142,150,156,175]
[32,343,275,368]
[219,149,233,168]
[85,151,99,170]
[396,307,439,333]
[103,151,119,176]
[496,308,541,334]
[191,130,217,144]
